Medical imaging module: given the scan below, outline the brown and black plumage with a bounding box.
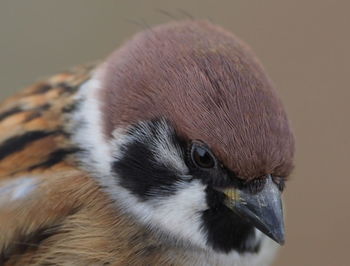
[0,65,173,265]
[0,20,294,266]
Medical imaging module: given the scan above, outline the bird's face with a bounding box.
[107,118,285,254]
[73,20,294,256]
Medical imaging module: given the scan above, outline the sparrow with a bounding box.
[0,20,295,265]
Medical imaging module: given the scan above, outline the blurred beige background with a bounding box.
[1,0,349,265]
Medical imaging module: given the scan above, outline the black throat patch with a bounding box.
[203,187,261,253]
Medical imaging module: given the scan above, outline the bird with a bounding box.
[0,20,295,265]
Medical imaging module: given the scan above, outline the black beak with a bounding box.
[221,175,285,245]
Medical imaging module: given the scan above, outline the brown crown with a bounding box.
[100,20,295,179]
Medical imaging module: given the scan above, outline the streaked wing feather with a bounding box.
[0,64,169,265]
[0,64,94,178]
[0,64,115,264]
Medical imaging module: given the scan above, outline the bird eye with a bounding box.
[190,143,216,169]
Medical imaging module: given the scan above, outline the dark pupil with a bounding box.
[193,147,214,168]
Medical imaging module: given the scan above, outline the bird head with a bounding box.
[73,20,295,255]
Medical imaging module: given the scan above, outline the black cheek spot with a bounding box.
[112,140,181,200]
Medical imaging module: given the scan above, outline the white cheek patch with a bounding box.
[112,180,209,250]
[0,177,38,204]
[149,181,208,247]
[71,71,112,177]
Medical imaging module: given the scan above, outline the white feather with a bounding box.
[71,69,113,177]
